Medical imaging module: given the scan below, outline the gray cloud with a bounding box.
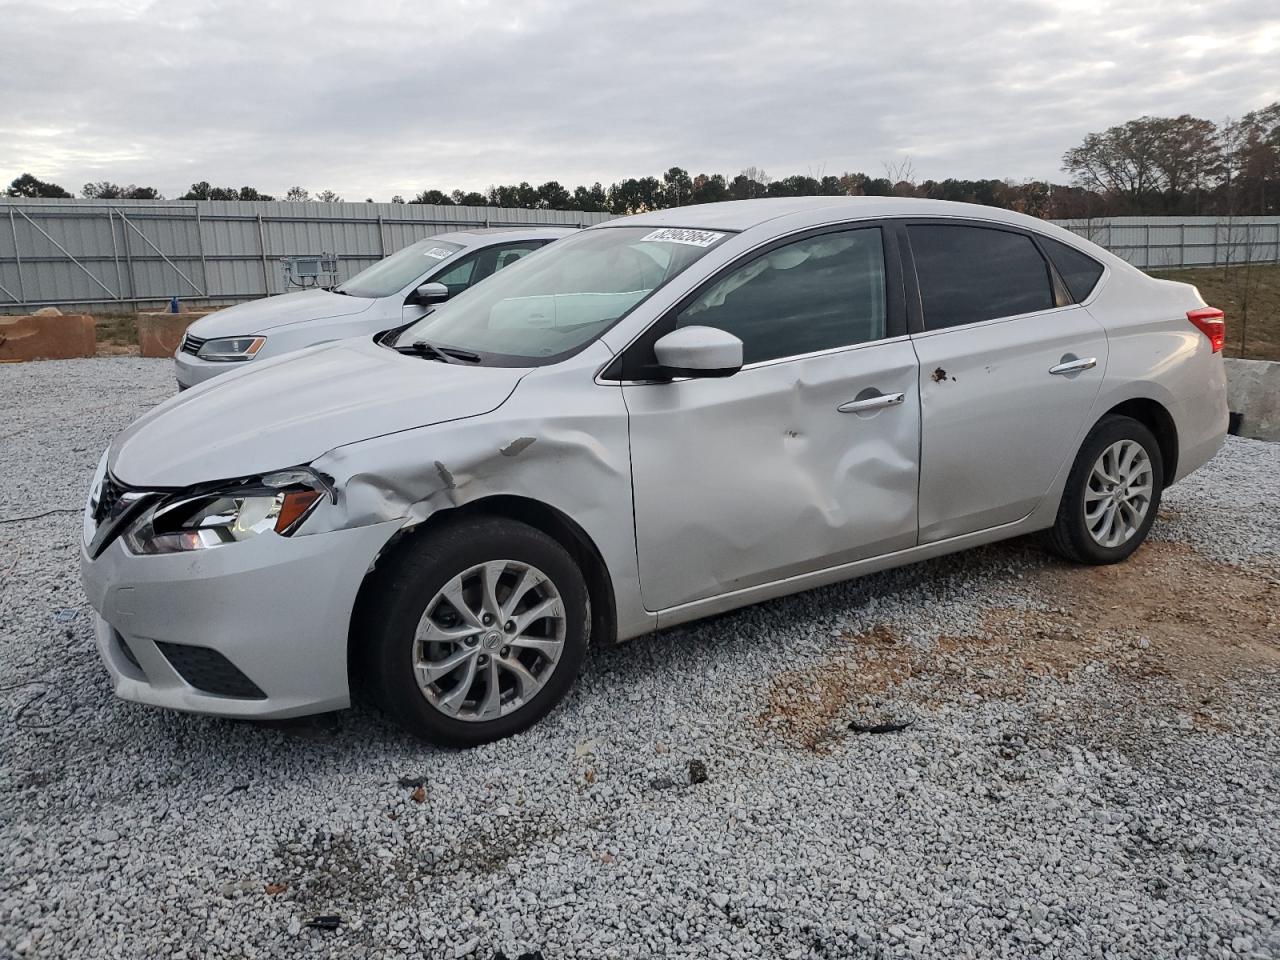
[1,0,1277,200]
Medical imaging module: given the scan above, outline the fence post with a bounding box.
[9,209,24,302]
[118,209,136,300]
[256,214,270,296]
[195,206,209,298]
[107,209,122,299]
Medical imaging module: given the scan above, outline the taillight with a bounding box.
[1187,307,1225,353]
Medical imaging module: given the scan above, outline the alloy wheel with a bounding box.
[412,560,566,722]
[1084,439,1154,548]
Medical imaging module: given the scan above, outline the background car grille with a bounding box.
[179,333,207,356]
[155,643,267,699]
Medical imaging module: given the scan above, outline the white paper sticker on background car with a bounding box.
[423,247,453,259]
[639,228,725,247]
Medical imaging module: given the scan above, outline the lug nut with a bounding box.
[464,636,478,647]
[500,646,511,658]
[478,654,489,666]
[504,620,516,633]
[482,613,494,625]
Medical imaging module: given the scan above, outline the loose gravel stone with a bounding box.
[2,358,1278,959]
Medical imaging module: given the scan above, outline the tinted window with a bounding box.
[1039,235,1105,302]
[908,224,1054,330]
[675,228,887,365]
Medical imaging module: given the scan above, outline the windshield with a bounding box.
[395,226,730,364]
[336,238,464,298]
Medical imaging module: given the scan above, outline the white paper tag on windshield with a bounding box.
[639,228,724,247]
[423,247,453,259]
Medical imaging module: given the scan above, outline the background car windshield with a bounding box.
[397,227,729,363]
[337,238,464,298]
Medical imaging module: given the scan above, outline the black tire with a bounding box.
[1047,414,1164,565]
[354,516,589,747]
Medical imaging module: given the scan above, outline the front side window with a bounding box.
[675,228,887,365]
[433,253,479,295]
[396,227,729,365]
[908,224,1054,330]
[336,238,464,298]
[1038,235,1105,302]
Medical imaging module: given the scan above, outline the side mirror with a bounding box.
[412,281,450,304]
[652,326,743,379]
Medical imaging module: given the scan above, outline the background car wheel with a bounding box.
[1047,414,1164,565]
[356,516,589,747]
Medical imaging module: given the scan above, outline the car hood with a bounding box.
[186,289,375,336]
[109,338,526,488]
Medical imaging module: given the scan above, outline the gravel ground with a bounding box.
[2,358,1278,960]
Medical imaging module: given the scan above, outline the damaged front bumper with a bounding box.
[81,517,401,719]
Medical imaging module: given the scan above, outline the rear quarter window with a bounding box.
[907,224,1055,330]
[1038,236,1105,302]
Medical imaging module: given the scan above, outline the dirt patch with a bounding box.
[94,314,140,356]
[759,541,1280,751]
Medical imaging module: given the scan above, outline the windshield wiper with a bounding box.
[395,340,481,364]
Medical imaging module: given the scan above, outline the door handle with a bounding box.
[1049,356,1097,376]
[838,392,905,413]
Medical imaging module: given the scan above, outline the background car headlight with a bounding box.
[196,336,266,362]
[123,470,325,554]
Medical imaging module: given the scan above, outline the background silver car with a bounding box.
[174,226,573,388]
[82,197,1227,745]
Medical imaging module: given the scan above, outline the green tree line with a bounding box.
[7,102,1277,218]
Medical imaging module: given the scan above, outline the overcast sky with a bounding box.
[3,0,1278,201]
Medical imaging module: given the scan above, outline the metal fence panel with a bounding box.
[0,198,612,311]
[1053,216,1280,269]
[2,199,1276,312]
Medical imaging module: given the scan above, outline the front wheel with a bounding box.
[355,516,589,747]
[1047,414,1164,565]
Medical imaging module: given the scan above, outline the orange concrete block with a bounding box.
[135,313,197,358]
[135,310,222,358]
[0,314,96,362]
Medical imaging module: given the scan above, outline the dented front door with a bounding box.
[624,341,921,612]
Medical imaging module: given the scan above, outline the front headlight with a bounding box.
[123,469,327,555]
[197,336,266,362]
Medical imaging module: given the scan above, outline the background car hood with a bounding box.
[186,289,374,337]
[109,339,525,488]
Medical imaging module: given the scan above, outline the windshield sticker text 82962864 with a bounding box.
[639,228,725,247]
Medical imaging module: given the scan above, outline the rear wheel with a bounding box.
[1047,414,1164,565]
[356,516,589,746]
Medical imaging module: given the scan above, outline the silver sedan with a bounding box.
[82,197,1227,745]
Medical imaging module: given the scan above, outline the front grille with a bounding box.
[93,473,126,526]
[87,473,156,558]
[180,333,207,356]
[155,643,267,699]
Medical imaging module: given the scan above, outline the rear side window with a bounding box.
[1038,236,1105,302]
[908,224,1054,330]
[675,228,887,365]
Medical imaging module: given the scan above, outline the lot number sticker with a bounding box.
[423,247,453,259]
[639,228,725,247]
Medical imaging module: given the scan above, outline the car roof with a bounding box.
[431,226,578,247]
[597,196,1057,234]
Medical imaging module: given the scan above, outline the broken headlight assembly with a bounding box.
[123,469,329,555]
[197,336,266,362]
